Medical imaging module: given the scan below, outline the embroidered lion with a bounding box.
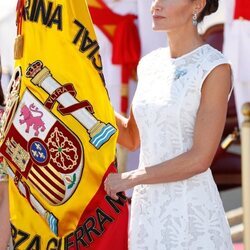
[19,103,46,136]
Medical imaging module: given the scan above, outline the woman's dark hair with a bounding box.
[198,0,219,22]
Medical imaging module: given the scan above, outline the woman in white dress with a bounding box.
[104,0,234,249]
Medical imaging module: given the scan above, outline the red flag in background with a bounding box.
[88,0,141,115]
[234,0,250,20]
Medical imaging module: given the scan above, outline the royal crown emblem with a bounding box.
[26,60,43,78]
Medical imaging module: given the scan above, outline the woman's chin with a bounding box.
[152,25,166,32]
[152,25,160,31]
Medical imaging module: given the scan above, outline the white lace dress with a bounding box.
[130,44,234,250]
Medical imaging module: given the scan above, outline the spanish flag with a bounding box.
[0,0,128,249]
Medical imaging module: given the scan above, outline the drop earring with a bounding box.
[192,12,198,26]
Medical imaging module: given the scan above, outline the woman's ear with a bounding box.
[193,0,207,14]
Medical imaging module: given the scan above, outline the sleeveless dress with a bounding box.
[130,44,234,250]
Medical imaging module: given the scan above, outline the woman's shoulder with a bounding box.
[197,45,232,90]
[203,44,229,63]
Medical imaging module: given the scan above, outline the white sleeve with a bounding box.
[199,51,231,92]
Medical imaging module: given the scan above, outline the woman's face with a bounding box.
[151,0,195,32]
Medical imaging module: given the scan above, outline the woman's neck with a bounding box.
[167,27,204,59]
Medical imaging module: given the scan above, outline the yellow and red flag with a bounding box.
[0,0,128,249]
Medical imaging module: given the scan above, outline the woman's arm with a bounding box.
[0,181,10,250]
[115,108,140,151]
[105,64,232,199]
